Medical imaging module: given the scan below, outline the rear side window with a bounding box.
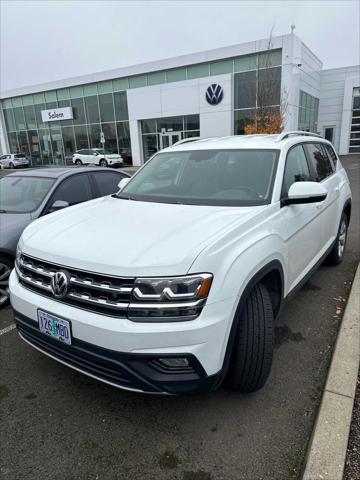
[50,174,92,207]
[91,172,123,197]
[306,143,333,182]
[324,144,338,169]
[283,145,311,194]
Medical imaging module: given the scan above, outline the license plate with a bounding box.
[37,310,72,345]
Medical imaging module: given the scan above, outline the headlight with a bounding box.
[15,244,22,267]
[128,273,213,322]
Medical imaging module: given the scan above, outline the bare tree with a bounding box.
[245,29,288,134]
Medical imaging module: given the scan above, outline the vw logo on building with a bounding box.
[51,271,69,298]
[206,84,223,105]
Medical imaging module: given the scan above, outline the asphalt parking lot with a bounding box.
[0,155,359,480]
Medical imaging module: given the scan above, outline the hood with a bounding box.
[0,212,32,253]
[20,196,263,277]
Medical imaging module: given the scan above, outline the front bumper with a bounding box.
[9,270,235,394]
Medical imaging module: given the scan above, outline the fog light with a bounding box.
[158,357,190,368]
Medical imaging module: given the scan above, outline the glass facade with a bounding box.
[140,115,200,161]
[349,87,360,154]
[233,50,282,134]
[1,48,284,164]
[298,90,319,133]
[1,89,132,165]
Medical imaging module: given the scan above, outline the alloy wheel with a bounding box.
[0,262,11,307]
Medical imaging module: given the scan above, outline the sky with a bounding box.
[0,0,359,94]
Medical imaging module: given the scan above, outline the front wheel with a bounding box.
[0,257,13,308]
[99,159,108,167]
[226,283,274,392]
[326,213,348,265]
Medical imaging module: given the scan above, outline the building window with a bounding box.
[98,93,115,123]
[140,114,200,162]
[349,87,360,154]
[114,92,129,121]
[84,95,100,124]
[298,90,319,133]
[233,52,282,135]
[101,122,117,153]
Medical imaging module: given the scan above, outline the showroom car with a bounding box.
[9,132,351,395]
[0,153,30,169]
[0,166,130,307]
[72,148,124,167]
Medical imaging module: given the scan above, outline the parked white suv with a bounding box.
[72,148,123,167]
[10,132,352,394]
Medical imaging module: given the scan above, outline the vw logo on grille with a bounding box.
[51,271,69,298]
[205,84,223,105]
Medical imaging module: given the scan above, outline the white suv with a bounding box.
[72,148,123,167]
[10,132,352,395]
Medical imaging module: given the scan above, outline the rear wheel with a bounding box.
[326,212,348,266]
[226,283,274,392]
[9,162,14,169]
[99,159,108,167]
[75,159,82,166]
[0,257,13,308]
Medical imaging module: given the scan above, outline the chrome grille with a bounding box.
[17,254,134,316]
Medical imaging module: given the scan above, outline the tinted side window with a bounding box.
[283,145,311,193]
[324,144,338,169]
[50,174,92,206]
[306,143,333,182]
[91,172,123,197]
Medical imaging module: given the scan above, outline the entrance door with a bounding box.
[160,132,182,150]
[324,126,335,143]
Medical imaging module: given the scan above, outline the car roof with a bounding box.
[166,134,331,152]
[5,167,129,179]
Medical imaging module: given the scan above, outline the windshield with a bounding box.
[95,149,112,155]
[0,176,55,213]
[118,149,279,206]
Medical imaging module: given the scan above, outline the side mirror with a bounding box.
[282,182,327,207]
[49,200,70,213]
[118,177,130,190]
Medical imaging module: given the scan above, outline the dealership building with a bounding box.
[0,32,359,166]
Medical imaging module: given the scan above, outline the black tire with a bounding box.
[0,256,13,308]
[226,283,274,392]
[75,159,82,166]
[326,212,348,266]
[99,159,108,167]
[9,162,14,169]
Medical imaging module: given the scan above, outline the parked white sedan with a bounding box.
[72,149,123,167]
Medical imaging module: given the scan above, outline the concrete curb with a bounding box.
[302,263,360,480]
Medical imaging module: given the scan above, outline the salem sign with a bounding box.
[41,107,73,122]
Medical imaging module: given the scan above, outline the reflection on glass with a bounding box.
[71,98,86,125]
[24,105,37,129]
[99,94,115,122]
[17,131,30,156]
[85,96,100,124]
[8,132,19,152]
[101,123,117,153]
[89,124,102,148]
[74,125,89,150]
[142,135,158,162]
[28,130,42,165]
[13,107,26,130]
[62,126,76,163]
[116,122,132,164]
[3,109,16,132]
[114,92,129,121]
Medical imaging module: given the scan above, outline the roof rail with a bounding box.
[172,137,202,146]
[275,131,322,142]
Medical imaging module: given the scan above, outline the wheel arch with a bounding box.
[343,199,351,224]
[217,260,284,387]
